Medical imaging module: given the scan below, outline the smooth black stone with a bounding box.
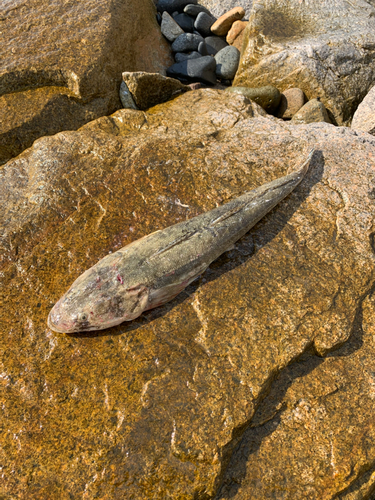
[174,13,194,32]
[198,41,209,56]
[184,4,212,17]
[175,51,202,62]
[156,12,162,25]
[171,33,204,52]
[194,11,216,37]
[204,36,228,55]
[167,56,217,85]
[157,0,197,14]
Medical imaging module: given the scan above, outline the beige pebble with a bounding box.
[277,88,306,119]
[211,6,245,37]
[291,98,332,124]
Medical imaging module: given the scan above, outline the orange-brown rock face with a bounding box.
[1,90,375,498]
[234,0,375,125]
[0,0,173,166]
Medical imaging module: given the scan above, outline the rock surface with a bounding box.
[211,6,246,36]
[234,0,375,125]
[122,72,190,110]
[198,0,253,18]
[218,292,375,499]
[174,12,195,32]
[161,11,185,41]
[157,0,197,13]
[0,0,173,166]
[184,4,212,16]
[175,51,202,62]
[2,89,375,499]
[119,81,138,109]
[351,85,375,134]
[194,11,216,37]
[171,32,204,52]
[215,46,241,80]
[227,85,281,114]
[204,36,229,55]
[166,56,217,84]
[292,98,332,125]
[277,88,306,119]
[226,20,248,45]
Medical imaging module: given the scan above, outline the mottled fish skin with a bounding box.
[48,150,314,333]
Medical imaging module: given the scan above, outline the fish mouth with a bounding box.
[47,312,68,333]
[47,307,75,334]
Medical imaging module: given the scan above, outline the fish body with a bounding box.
[48,151,314,333]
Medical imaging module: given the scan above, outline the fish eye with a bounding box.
[78,312,88,322]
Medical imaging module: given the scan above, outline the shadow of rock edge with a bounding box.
[234,0,375,126]
[0,0,173,166]
[1,89,375,499]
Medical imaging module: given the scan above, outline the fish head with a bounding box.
[47,253,149,333]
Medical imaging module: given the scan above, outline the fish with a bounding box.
[47,150,314,333]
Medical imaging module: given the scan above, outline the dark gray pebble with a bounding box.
[167,56,217,85]
[157,0,197,14]
[174,13,194,32]
[215,45,240,80]
[156,12,162,25]
[204,36,228,55]
[194,12,216,37]
[198,41,208,56]
[171,33,204,52]
[184,4,212,17]
[175,51,202,62]
[161,11,185,42]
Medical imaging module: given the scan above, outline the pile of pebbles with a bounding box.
[156,1,245,85]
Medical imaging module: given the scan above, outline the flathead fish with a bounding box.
[48,150,314,333]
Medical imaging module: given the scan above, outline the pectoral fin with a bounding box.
[124,285,150,320]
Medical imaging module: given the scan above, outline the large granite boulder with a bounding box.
[1,90,375,499]
[351,84,375,134]
[0,0,173,166]
[218,291,375,499]
[234,0,375,125]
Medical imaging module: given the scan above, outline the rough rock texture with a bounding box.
[218,292,375,500]
[122,72,190,110]
[198,0,253,18]
[351,85,375,134]
[292,98,332,125]
[2,90,375,499]
[234,0,375,125]
[211,6,246,36]
[277,88,306,119]
[0,0,173,166]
